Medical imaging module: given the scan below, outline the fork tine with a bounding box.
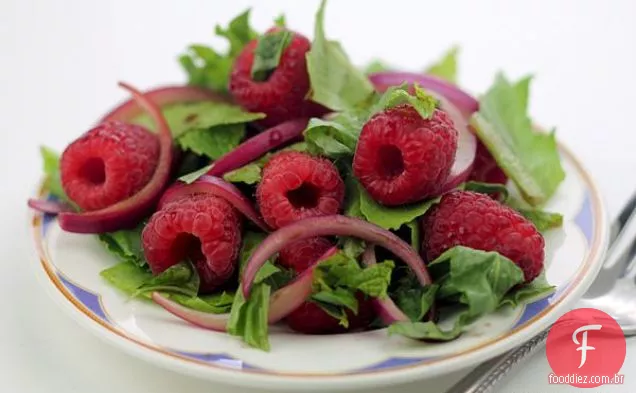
[605,203,636,270]
[611,191,636,243]
[622,240,636,279]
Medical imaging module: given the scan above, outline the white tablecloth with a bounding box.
[2,0,635,391]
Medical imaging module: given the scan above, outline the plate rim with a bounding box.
[26,141,610,391]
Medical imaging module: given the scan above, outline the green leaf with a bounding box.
[179,9,258,92]
[215,10,258,56]
[517,208,563,232]
[100,261,153,295]
[314,251,395,299]
[375,84,437,119]
[177,124,246,160]
[388,320,462,341]
[343,171,363,218]
[251,30,292,81]
[274,14,286,27]
[174,152,210,178]
[179,164,213,184]
[424,46,459,83]
[311,300,350,328]
[313,252,361,289]
[389,246,555,342]
[222,142,308,185]
[506,196,563,231]
[500,270,556,308]
[222,163,262,185]
[462,181,509,202]
[100,261,234,314]
[470,74,565,205]
[227,283,271,351]
[169,291,235,314]
[358,182,440,231]
[340,237,365,259]
[392,274,438,322]
[303,117,360,159]
[306,0,375,111]
[312,287,359,314]
[364,59,391,74]
[429,246,525,325]
[406,220,420,253]
[347,260,394,299]
[132,261,199,298]
[40,146,68,201]
[131,101,264,139]
[98,224,147,268]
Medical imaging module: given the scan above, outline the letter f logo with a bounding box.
[572,324,602,368]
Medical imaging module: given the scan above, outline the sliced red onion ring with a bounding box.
[152,293,230,332]
[368,71,479,117]
[28,198,73,215]
[207,118,310,177]
[58,82,174,233]
[436,95,477,192]
[100,85,230,123]
[242,215,431,297]
[158,175,271,232]
[151,247,338,332]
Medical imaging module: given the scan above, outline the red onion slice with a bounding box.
[100,85,230,123]
[28,198,73,215]
[58,82,174,233]
[368,71,479,117]
[151,247,338,332]
[361,246,410,325]
[207,118,310,177]
[152,293,230,332]
[158,175,271,232]
[436,96,477,192]
[242,215,431,297]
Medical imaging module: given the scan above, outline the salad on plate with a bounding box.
[28,0,566,351]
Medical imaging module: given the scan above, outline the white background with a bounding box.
[1,0,635,392]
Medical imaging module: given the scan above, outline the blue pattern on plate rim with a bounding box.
[38,188,595,373]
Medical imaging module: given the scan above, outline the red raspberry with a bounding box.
[256,151,345,229]
[421,191,544,282]
[278,237,333,272]
[353,105,458,206]
[60,121,160,211]
[229,28,326,127]
[286,293,376,335]
[141,194,242,293]
[469,140,508,185]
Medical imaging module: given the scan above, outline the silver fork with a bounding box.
[446,190,636,393]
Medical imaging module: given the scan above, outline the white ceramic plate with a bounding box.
[28,143,608,391]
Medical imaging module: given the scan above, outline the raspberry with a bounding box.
[286,293,375,335]
[421,191,544,282]
[469,141,508,185]
[278,237,333,272]
[353,105,458,206]
[60,121,160,211]
[256,151,345,229]
[141,194,242,293]
[229,28,326,127]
